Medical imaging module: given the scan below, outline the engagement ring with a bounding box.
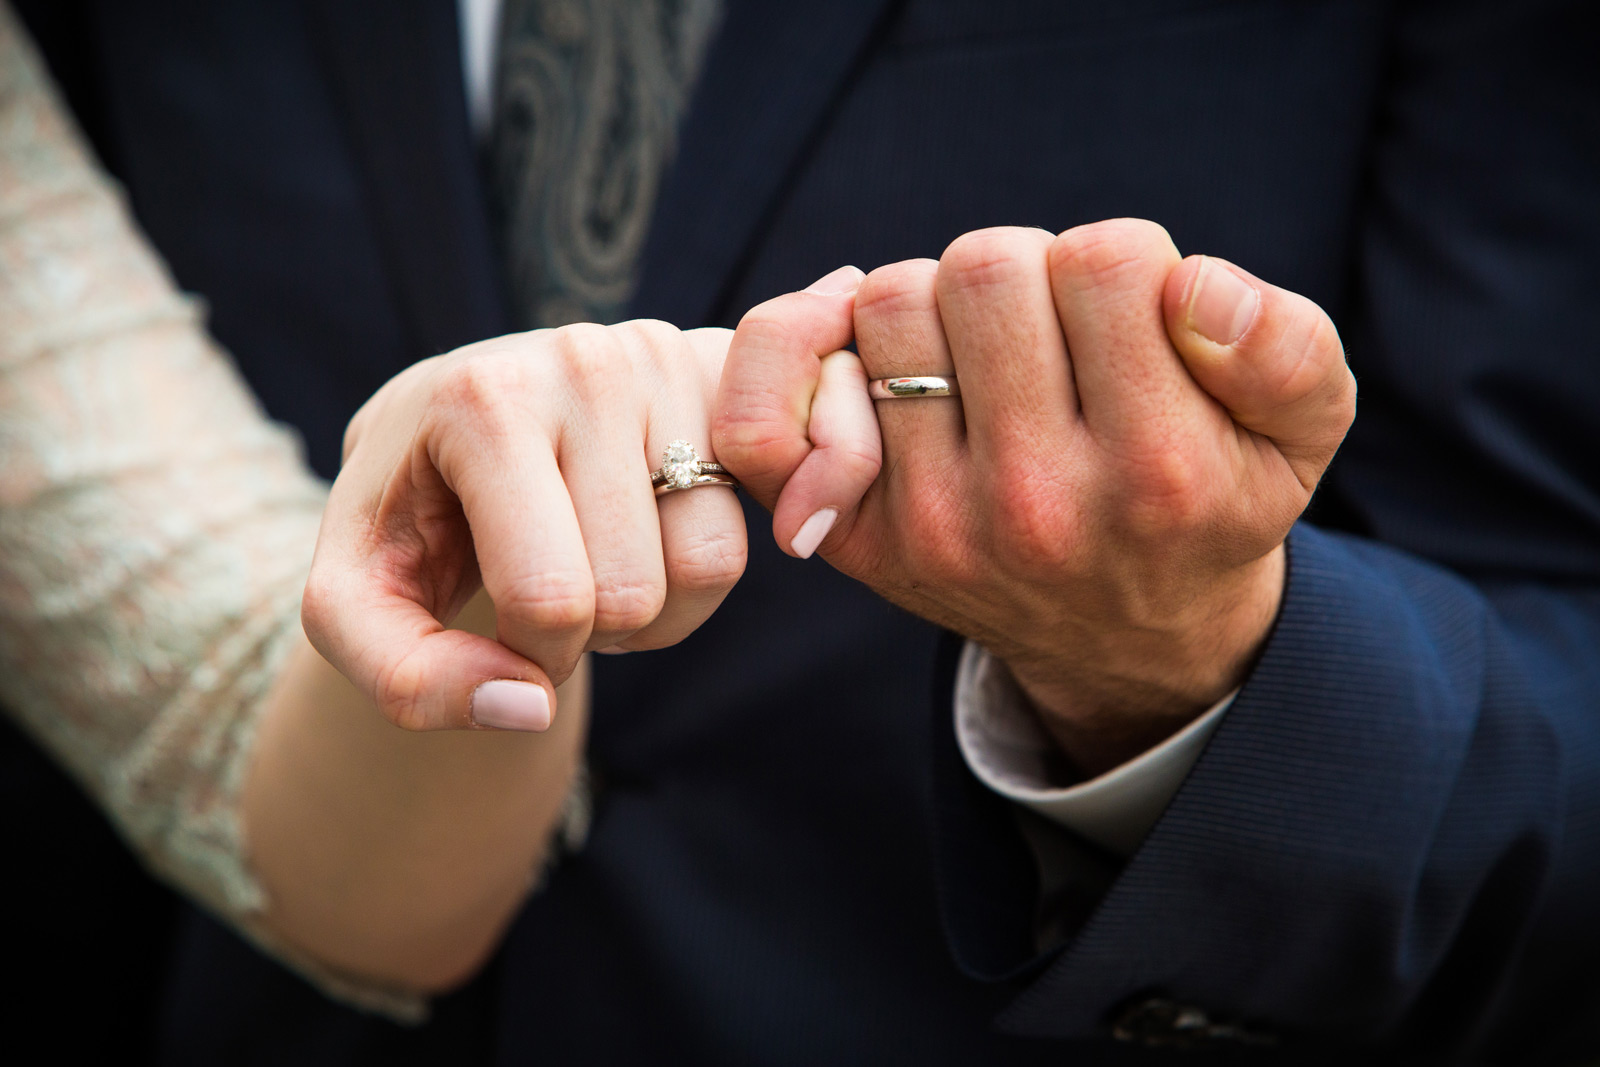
[650,440,739,497]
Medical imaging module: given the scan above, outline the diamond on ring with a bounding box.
[650,440,739,497]
[662,440,700,490]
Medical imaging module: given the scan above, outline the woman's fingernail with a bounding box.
[471,680,551,732]
[791,507,839,559]
[1188,257,1260,345]
[804,266,863,296]
[595,646,631,655]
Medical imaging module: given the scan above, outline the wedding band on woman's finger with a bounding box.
[650,440,741,497]
[867,375,961,400]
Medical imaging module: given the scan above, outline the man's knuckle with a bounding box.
[733,303,808,356]
[712,413,806,476]
[902,493,974,581]
[708,415,748,464]
[990,470,1076,568]
[1262,304,1343,403]
[1049,218,1170,288]
[1121,447,1210,533]
[940,227,1044,294]
[856,260,939,319]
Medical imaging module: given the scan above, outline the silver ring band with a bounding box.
[653,471,740,497]
[649,462,733,488]
[868,375,961,400]
[649,440,740,497]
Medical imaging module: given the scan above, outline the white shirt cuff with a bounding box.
[954,642,1234,857]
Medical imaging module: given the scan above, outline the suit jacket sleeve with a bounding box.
[931,1,1600,1058]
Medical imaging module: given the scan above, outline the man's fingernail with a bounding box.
[471,680,551,732]
[791,507,839,559]
[1188,257,1260,345]
[804,266,863,296]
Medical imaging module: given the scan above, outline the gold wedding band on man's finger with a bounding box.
[867,376,961,400]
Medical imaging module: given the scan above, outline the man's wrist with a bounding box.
[1005,547,1283,776]
[955,642,1236,856]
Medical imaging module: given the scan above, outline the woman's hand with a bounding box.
[255,318,740,990]
[301,321,746,733]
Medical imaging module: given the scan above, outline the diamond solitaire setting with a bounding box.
[661,440,700,490]
[649,440,737,497]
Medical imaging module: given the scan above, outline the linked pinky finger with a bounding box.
[771,349,881,559]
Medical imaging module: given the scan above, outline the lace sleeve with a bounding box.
[0,4,436,1019]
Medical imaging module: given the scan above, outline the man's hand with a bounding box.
[713,221,1354,775]
[303,322,745,733]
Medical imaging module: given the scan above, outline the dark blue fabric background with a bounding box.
[9,0,1599,1062]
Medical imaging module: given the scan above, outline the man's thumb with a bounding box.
[1164,255,1356,491]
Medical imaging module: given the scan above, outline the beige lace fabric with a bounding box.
[0,5,434,1019]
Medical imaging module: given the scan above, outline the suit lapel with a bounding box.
[299,0,898,341]
[629,0,902,327]
[299,0,510,356]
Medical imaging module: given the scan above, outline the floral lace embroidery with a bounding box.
[0,4,428,1020]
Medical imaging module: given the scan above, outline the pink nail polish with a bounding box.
[471,680,551,732]
[804,266,863,296]
[791,507,839,559]
[1188,257,1260,345]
